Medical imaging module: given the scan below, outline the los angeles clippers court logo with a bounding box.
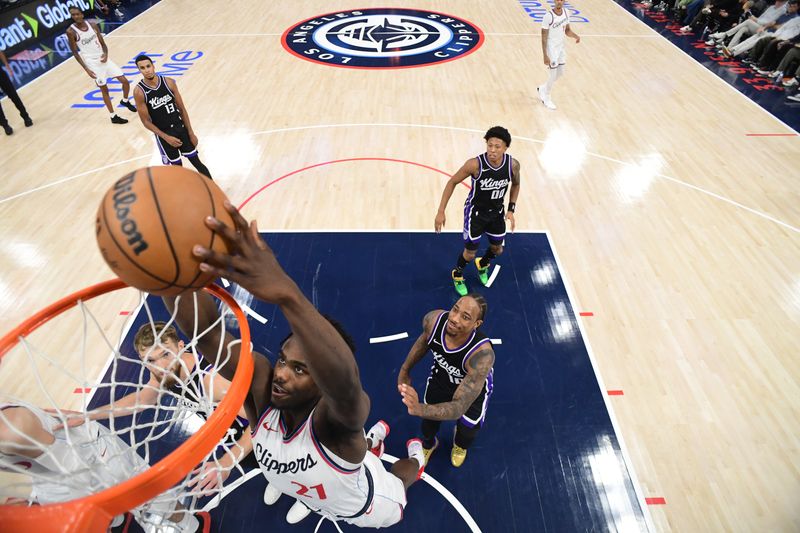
[281,8,484,69]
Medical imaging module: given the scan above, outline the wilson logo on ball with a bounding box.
[112,173,149,255]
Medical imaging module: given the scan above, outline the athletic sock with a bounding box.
[407,438,425,469]
[479,249,496,269]
[454,253,468,276]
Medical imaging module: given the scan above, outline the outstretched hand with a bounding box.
[399,383,423,417]
[194,201,297,304]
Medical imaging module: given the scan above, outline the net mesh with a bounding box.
[0,283,253,532]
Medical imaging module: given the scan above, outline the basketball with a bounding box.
[95,166,235,295]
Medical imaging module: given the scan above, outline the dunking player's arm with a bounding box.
[434,158,479,233]
[169,205,371,457]
[133,81,183,148]
[398,312,495,421]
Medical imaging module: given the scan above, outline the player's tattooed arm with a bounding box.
[509,158,521,204]
[398,310,441,386]
[411,346,495,421]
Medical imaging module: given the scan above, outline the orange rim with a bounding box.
[0,280,254,532]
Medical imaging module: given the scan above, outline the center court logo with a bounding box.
[281,8,484,69]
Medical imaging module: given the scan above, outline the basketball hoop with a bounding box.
[0,280,254,532]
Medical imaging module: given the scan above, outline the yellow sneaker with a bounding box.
[422,437,439,465]
[475,257,490,286]
[451,444,467,467]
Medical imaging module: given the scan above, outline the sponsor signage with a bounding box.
[0,0,93,53]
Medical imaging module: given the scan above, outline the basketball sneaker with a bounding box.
[537,86,547,104]
[407,438,426,479]
[22,114,32,127]
[2,124,11,135]
[367,419,390,458]
[452,270,468,296]
[543,98,557,110]
[111,114,128,124]
[264,483,281,505]
[286,500,312,524]
[120,98,136,112]
[421,436,439,465]
[451,444,468,467]
[475,257,490,286]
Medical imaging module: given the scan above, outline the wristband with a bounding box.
[507,202,516,213]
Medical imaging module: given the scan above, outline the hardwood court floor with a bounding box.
[0,1,798,531]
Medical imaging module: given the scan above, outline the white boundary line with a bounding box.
[241,303,268,325]
[116,32,657,38]
[546,230,656,532]
[484,265,501,287]
[199,454,482,531]
[369,332,409,344]
[3,123,796,231]
[606,0,799,134]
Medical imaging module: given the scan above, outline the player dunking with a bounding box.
[398,294,495,468]
[166,203,425,528]
[435,126,520,296]
[133,55,212,178]
[537,0,581,110]
[67,7,136,124]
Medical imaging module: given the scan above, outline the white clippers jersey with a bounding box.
[70,22,103,58]
[0,402,148,504]
[542,9,571,48]
[251,406,375,521]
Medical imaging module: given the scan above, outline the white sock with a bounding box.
[556,65,565,81]
[544,67,559,96]
[121,96,129,102]
[366,420,388,448]
[171,512,198,533]
[109,111,117,118]
[407,439,424,468]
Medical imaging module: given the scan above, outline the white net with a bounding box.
[0,285,252,532]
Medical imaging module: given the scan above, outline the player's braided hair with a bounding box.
[466,293,488,321]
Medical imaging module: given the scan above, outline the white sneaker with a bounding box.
[544,99,557,110]
[263,483,282,505]
[710,31,724,39]
[286,499,312,524]
[537,86,547,104]
[366,419,390,458]
[680,25,692,31]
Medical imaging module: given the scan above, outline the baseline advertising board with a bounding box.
[0,0,93,54]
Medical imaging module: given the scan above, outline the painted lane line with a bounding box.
[369,332,409,344]
[580,312,594,317]
[484,265,501,287]
[607,390,625,396]
[645,497,667,505]
[490,338,502,345]
[382,453,480,532]
[242,303,268,324]
[73,387,92,394]
[745,133,798,137]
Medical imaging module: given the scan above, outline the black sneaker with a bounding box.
[111,115,129,124]
[2,124,12,135]
[22,115,32,127]
[120,99,136,112]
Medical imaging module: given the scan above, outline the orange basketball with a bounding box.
[95,166,235,295]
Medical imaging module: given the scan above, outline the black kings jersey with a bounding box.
[425,311,492,395]
[466,153,513,210]
[137,76,185,133]
[167,361,249,441]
